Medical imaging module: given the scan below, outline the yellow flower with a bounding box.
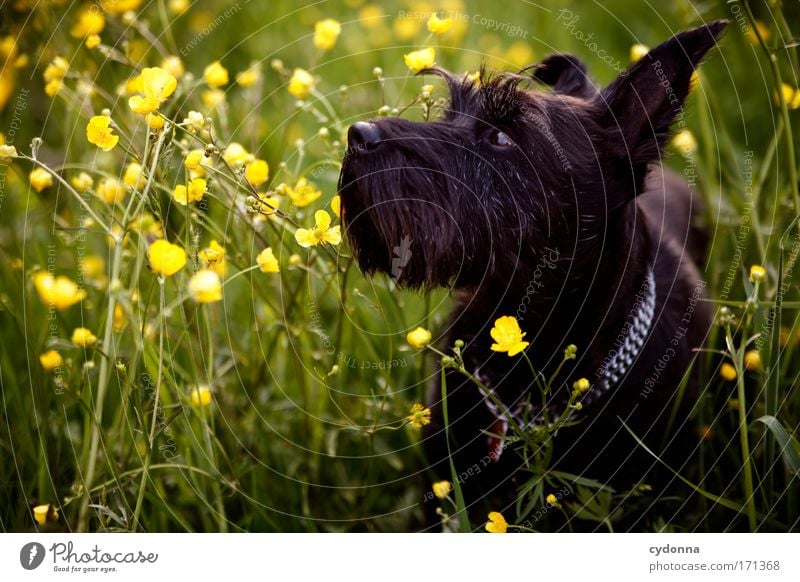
[70,172,94,194]
[295,210,341,248]
[190,385,213,407]
[29,168,53,192]
[184,149,204,171]
[80,255,106,282]
[489,315,529,356]
[202,89,225,109]
[406,403,431,428]
[172,178,207,206]
[148,239,187,277]
[546,493,561,508]
[432,480,452,499]
[169,0,189,14]
[257,247,280,273]
[288,68,315,99]
[71,327,97,347]
[629,43,650,62]
[123,162,145,189]
[245,159,269,186]
[314,18,342,51]
[97,177,125,204]
[128,67,177,115]
[573,377,591,394]
[285,177,321,207]
[33,504,58,526]
[236,66,261,87]
[672,129,697,155]
[407,327,432,349]
[113,303,128,332]
[85,34,101,49]
[427,13,452,35]
[404,47,435,73]
[43,56,68,83]
[778,84,800,110]
[746,21,771,45]
[86,115,119,151]
[0,144,17,158]
[39,350,63,371]
[188,269,223,303]
[71,6,105,37]
[184,111,205,134]
[330,195,341,217]
[199,240,228,277]
[161,55,185,79]
[749,264,766,283]
[34,272,87,310]
[720,362,737,381]
[744,350,761,371]
[485,511,507,533]
[204,60,229,88]
[101,0,143,15]
[223,142,249,166]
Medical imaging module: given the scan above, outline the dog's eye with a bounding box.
[489,131,514,148]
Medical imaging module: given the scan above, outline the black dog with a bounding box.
[339,21,727,528]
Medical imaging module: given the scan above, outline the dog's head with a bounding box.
[339,21,727,289]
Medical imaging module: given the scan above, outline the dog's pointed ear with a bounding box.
[594,20,728,163]
[527,54,597,99]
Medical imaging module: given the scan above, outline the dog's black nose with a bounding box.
[348,121,381,149]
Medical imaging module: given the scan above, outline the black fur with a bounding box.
[339,21,728,529]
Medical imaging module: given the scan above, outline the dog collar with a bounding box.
[479,266,656,459]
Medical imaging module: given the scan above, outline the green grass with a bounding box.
[0,0,799,532]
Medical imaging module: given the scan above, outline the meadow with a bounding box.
[0,0,798,532]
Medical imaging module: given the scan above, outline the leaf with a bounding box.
[755,415,800,477]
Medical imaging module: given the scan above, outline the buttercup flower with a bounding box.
[314,18,342,51]
[432,480,452,499]
[123,162,145,189]
[749,264,766,283]
[34,273,87,310]
[184,110,205,132]
[489,315,529,356]
[295,210,341,248]
[190,385,213,407]
[720,362,737,381]
[39,350,63,371]
[406,403,431,428]
[330,195,341,217]
[33,504,58,526]
[71,327,98,347]
[86,115,119,151]
[744,350,761,371]
[97,177,125,204]
[172,178,207,206]
[573,377,591,394]
[427,13,453,35]
[101,0,143,15]
[128,67,177,115]
[284,177,321,207]
[204,61,229,88]
[184,149,205,171]
[236,66,261,87]
[188,269,223,303]
[199,240,228,277]
[245,159,269,186]
[404,48,435,73]
[546,493,561,508]
[161,55,184,78]
[630,43,649,62]
[71,172,94,193]
[288,68,315,99]
[148,239,187,277]
[71,6,105,37]
[0,144,16,159]
[202,89,225,109]
[745,21,771,45]
[43,56,68,97]
[29,168,53,192]
[223,142,250,166]
[672,130,697,155]
[257,247,280,273]
[407,327,432,349]
[85,34,101,49]
[778,83,800,109]
[485,511,507,533]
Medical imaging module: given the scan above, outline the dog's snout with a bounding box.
[348,121,381,150]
